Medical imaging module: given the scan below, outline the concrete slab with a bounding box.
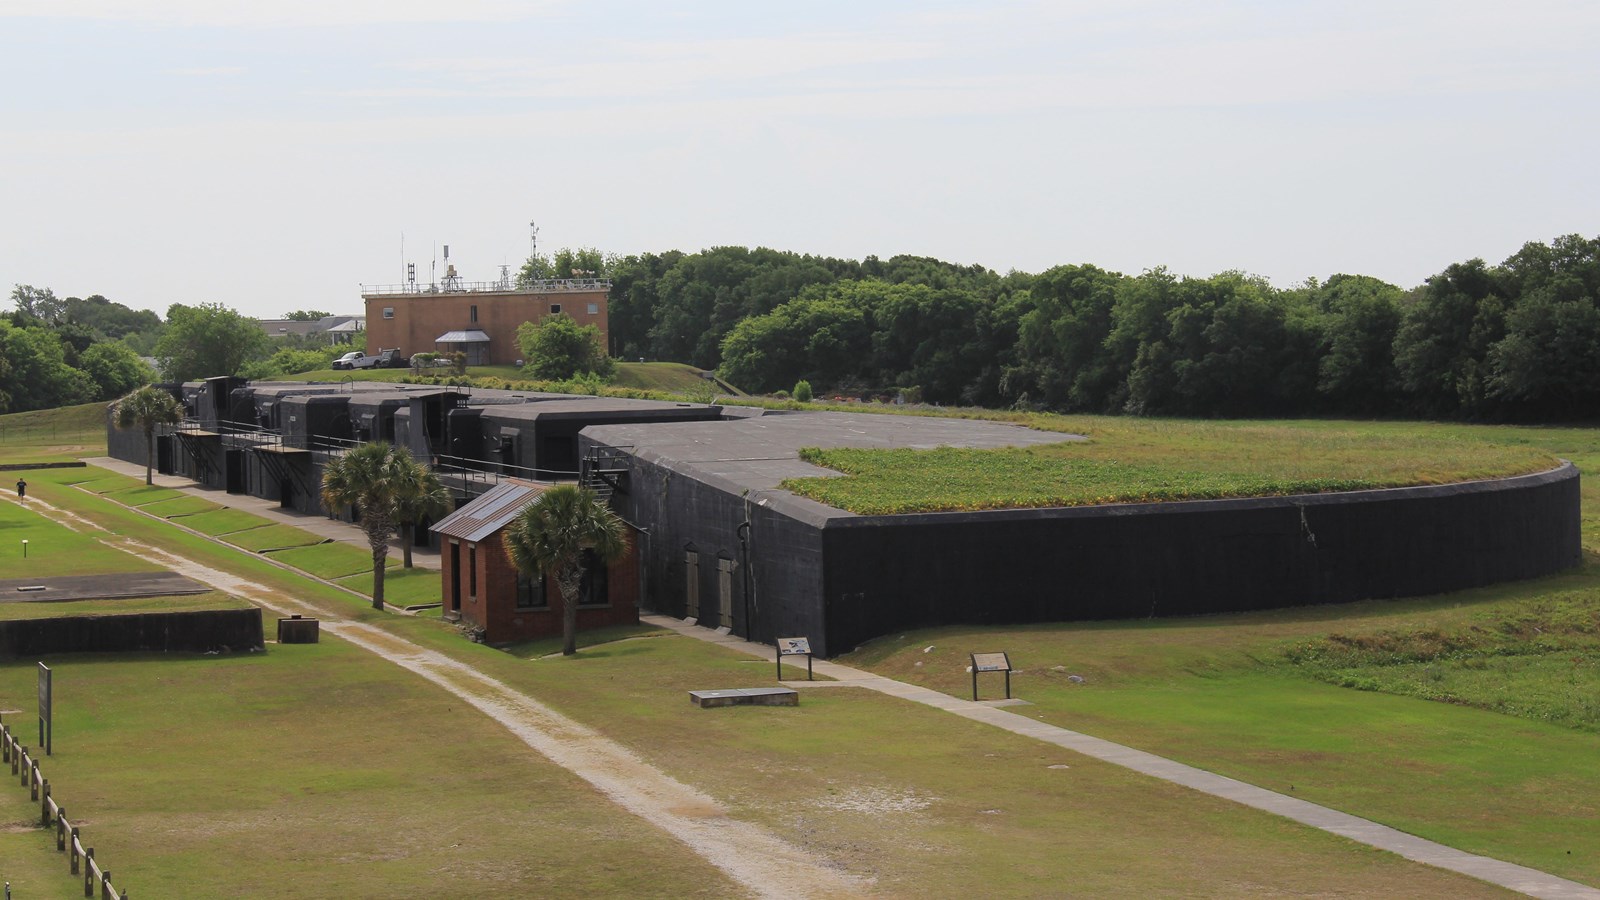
[0,572,210,603]
[689,687,799,708]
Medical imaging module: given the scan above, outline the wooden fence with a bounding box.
[0,719,128,899]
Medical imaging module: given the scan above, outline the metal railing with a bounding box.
[360,278,611,296]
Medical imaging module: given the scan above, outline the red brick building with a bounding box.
[361,278,611,366]
[432,480,639,644]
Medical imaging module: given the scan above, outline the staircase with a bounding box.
[581,445,633,504]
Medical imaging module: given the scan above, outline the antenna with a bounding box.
[529,220,539,260]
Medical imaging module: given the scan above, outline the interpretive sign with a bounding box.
[37,663,51,756]
[970,651,1013,701]
[775,636,814,681]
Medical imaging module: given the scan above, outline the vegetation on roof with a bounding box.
[783,417,1558,514]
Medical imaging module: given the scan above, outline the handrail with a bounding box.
[360,277,611,296]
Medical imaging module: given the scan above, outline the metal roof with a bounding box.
[431,479,547,543]
[434,329,491,343]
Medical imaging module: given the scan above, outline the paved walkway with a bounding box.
[645,616,1600,900]
[82,457,441,570]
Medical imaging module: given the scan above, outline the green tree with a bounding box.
[717,295,869,394]
[517,313,615,381]
[112,385,182,485]
[320,441,422,610]
[62,294,161,338]
[0,320,95,413]
[282,310,332,321]
[503,485,627,656]
[792,379,813,402]
[81,342,155,400]
[394,465,452,569]
[156,302,270,383]
[9,285,65,324]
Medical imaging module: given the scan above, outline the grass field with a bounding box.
[0,495,162,577]
[265,541,391,579]
[787,418,1560,513]
[0,592,249,621]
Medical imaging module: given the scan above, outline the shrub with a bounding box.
[793,379,813,402]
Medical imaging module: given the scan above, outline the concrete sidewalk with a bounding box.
[645,614,1600,900]
[81,456,441,570]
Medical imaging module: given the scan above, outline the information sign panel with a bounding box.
[969,651,1013,700]
[775,637,814,681]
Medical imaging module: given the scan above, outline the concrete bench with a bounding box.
[688,687,799,708]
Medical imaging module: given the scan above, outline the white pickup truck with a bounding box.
[332,348,408,370]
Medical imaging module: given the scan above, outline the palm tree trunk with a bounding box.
[144,426,155,486]
[401,522,414,568]
[560,568,583,655]
[372,552,386,610]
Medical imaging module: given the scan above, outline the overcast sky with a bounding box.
[2,1,1597,319]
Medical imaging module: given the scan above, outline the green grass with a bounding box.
[0,592,250,621]
[177,507,276,536]
[139,495,224,518]
[217,523,328,552]
[103,484,185,506]
[786,419,1558,513]
[334,566,439,606]
[499,622,667,658]
[0,641,741,897]
[0,401,107,464]
[265,541,392,579]
[0,498,163,578]
[842,567,1600,885]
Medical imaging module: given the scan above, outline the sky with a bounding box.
[1,0,1597,319]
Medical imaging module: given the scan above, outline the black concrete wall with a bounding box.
[819,463,1582,655]
[591,445,829,649]
[0,608,265,658]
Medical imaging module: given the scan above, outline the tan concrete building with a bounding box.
[361,278,610,366]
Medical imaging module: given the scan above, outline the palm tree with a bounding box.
[320,441,418,610]
[112,385,182,486]
[394,464,452,569]
[503,484,627,656]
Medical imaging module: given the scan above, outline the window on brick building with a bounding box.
[383,307,394,319]
[515,570,546,610]
[587,302,599,315]
[470,305,478,323]
[580,549,609,606]
[549,303,562,314]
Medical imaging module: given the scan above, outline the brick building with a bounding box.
[432,479,640,644]
[361,278,611,366]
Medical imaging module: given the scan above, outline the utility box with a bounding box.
[277,615,320,644]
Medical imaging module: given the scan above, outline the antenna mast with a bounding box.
[529,220,539,261]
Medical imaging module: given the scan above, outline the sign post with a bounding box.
[775,637,813,681]
[37,663,51,756]
[970,652,1012,701]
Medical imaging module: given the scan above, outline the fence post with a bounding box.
[41,779,50,826]
[100,871,111,900]
[31,762,41,800]
[57,808,67,850]
[71,827,81,873]
[83,848,94,897]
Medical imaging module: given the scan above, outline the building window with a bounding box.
[470,304,478,323]
[549,303,562,314]
[468,544,477,598]
[383,307,394,319]
[516,570,546,610]
[587,302,600,315]
[580,549,609,606]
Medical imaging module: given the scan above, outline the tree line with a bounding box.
[589,235,1600,420]
[1,288,359,415]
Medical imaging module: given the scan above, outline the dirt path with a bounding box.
[10,493,864,899]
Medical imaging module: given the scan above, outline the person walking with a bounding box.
[15,477,26,501]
